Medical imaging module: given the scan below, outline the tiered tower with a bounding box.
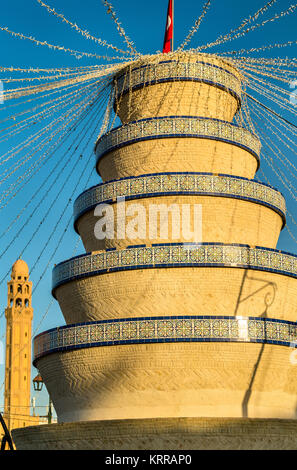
[12,53,297,450]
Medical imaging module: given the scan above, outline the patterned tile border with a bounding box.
[52,243,297,296]
[33,316,297,365]
[114,59,242,108]
[94,116,261,166]
[73,172,286,231]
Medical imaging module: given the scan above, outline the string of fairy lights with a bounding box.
[0,0,297,422]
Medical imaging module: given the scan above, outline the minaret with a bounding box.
[3,259,34,432]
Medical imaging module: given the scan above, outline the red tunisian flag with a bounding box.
[163,0,173,53]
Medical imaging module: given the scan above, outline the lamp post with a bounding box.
[33,374,53,424]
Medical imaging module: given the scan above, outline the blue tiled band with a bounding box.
[33,316,297,365]
[52,243,297,296]
[95,116,261,167]
[73,172,286,231]
[114,59,242,109]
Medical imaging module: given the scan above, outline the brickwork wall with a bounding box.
[55,267,297,324]
[12,417,297,450]
[33,343,297,423]
[97,138,258,182]
[115,52,242,124]
[116,81,239,124]
[76,195,283,252]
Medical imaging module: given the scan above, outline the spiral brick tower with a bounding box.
[13,53,297,450]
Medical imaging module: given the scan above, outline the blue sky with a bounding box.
[0,0,296,416]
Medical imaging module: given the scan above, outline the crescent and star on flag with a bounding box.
[167,15,172,30]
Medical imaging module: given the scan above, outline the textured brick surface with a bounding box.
[115,53,242,124]
[12,417,297,450]
[76,194,283,252]
[97,138,258,182]
[116,80,239,124]
[55,267,297,324]
[33,343,297,423]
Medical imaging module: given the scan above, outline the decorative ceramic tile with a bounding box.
[33,316,297,364]
[52,243,297,294]
[95,117,261,163]
[139,320,155,339]
[114,59,242,105]
[136,247,153,265]
[73,173,286,229]
[121,321,138,340]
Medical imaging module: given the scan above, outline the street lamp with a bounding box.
[33,374,53,424]
[32,374,43,392]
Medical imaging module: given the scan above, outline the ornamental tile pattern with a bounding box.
[52,244,297,294]
[33,316,297,364]
[73,173,286,228]
[114,60,242,103]
[95,117,261,162]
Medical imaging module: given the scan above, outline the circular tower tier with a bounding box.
[95,117,261,182]
[33,328,297,422]
[52,244,297,324]
[12,418,297,450]
[114,53,242,124]
[74,173,285,252]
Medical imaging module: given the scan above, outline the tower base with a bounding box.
[12,417,297,450]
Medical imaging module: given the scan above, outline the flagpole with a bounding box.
[172,0,174,51]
